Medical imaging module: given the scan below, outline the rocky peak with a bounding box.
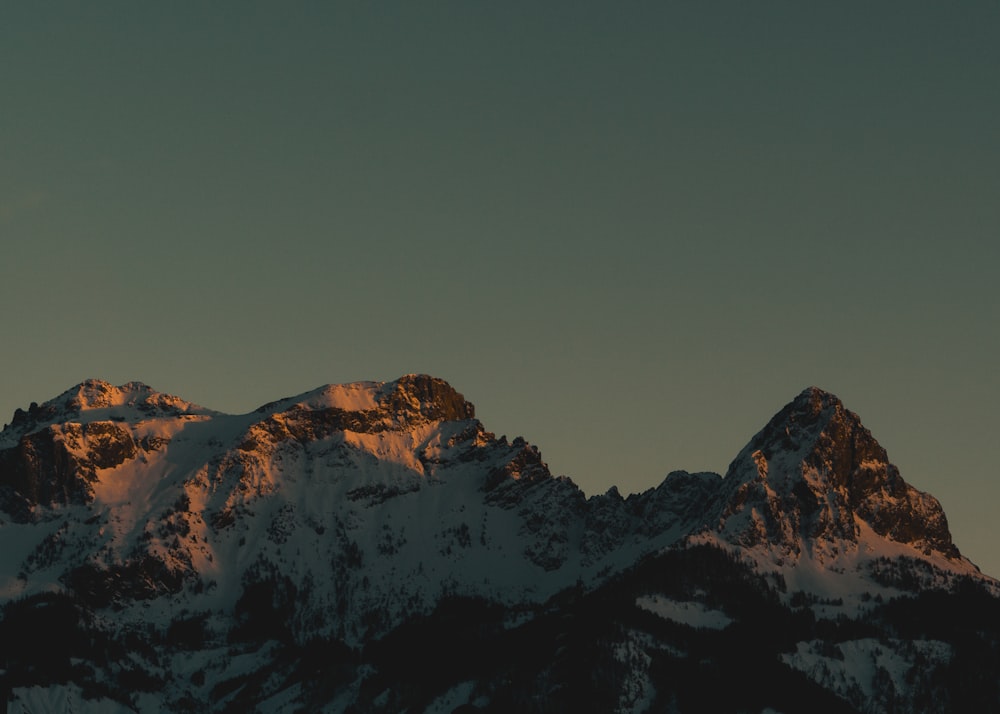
[66,379,143,411]
[241,376,479,452]
[377,374,475,423]
[3,380,116,438]
[716,387,960,559]
[742,387,865,462]
[7,380,203,434]
[723,386,892,491]
[64,379,203,415]
[268,375,476,425]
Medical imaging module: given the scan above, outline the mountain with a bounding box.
[0,376,997,713]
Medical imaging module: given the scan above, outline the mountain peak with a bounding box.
[266,375,476,425]
[53,379,205,418]
[717,387,960,560]
[64,379,156,410]
[379,374,475,422]
[795,384,840,401]
[791,384,844,410]
[747,386,857,462]
[3,380,207,443]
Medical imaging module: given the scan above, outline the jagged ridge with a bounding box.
[0,377,995,712]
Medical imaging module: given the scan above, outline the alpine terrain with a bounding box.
[0,375,997,713]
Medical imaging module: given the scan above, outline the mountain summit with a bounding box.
[714,387,959,561]
[0,377,995,713]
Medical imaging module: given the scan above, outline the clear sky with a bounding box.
[2,3,998,576]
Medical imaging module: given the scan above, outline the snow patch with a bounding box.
[782,638,952,710]
[9,684,136,714]
[297,382,382,412]
[635,595,732,629]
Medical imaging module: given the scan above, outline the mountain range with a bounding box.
[1,375,997,713]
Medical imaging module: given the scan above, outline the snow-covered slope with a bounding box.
[0,377,996,712]
[0,375,709,645]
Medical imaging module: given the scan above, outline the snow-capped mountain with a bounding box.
[1,375,691,642]
[0,376,997,713]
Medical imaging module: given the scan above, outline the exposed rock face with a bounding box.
[0,421,137,515]
[0,379,206,513]
[715,387,959,558]
[380,373,476,423]
[240,375,476,452]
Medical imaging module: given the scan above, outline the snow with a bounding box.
[613,630,657,713]
[293,381,382,412]
[423,680,487,714]
[782,638,953,709]
[635,595,733,629]
[0,519,66,598]
[9,684,136,714]
[0,379,623,647]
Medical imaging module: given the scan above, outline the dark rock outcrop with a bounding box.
[0,421,136,512]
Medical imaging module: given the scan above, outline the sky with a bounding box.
[2,3,998,576]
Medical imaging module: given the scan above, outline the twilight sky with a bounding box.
[2,3,998,576]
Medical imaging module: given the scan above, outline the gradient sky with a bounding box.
[3,3,998,576]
